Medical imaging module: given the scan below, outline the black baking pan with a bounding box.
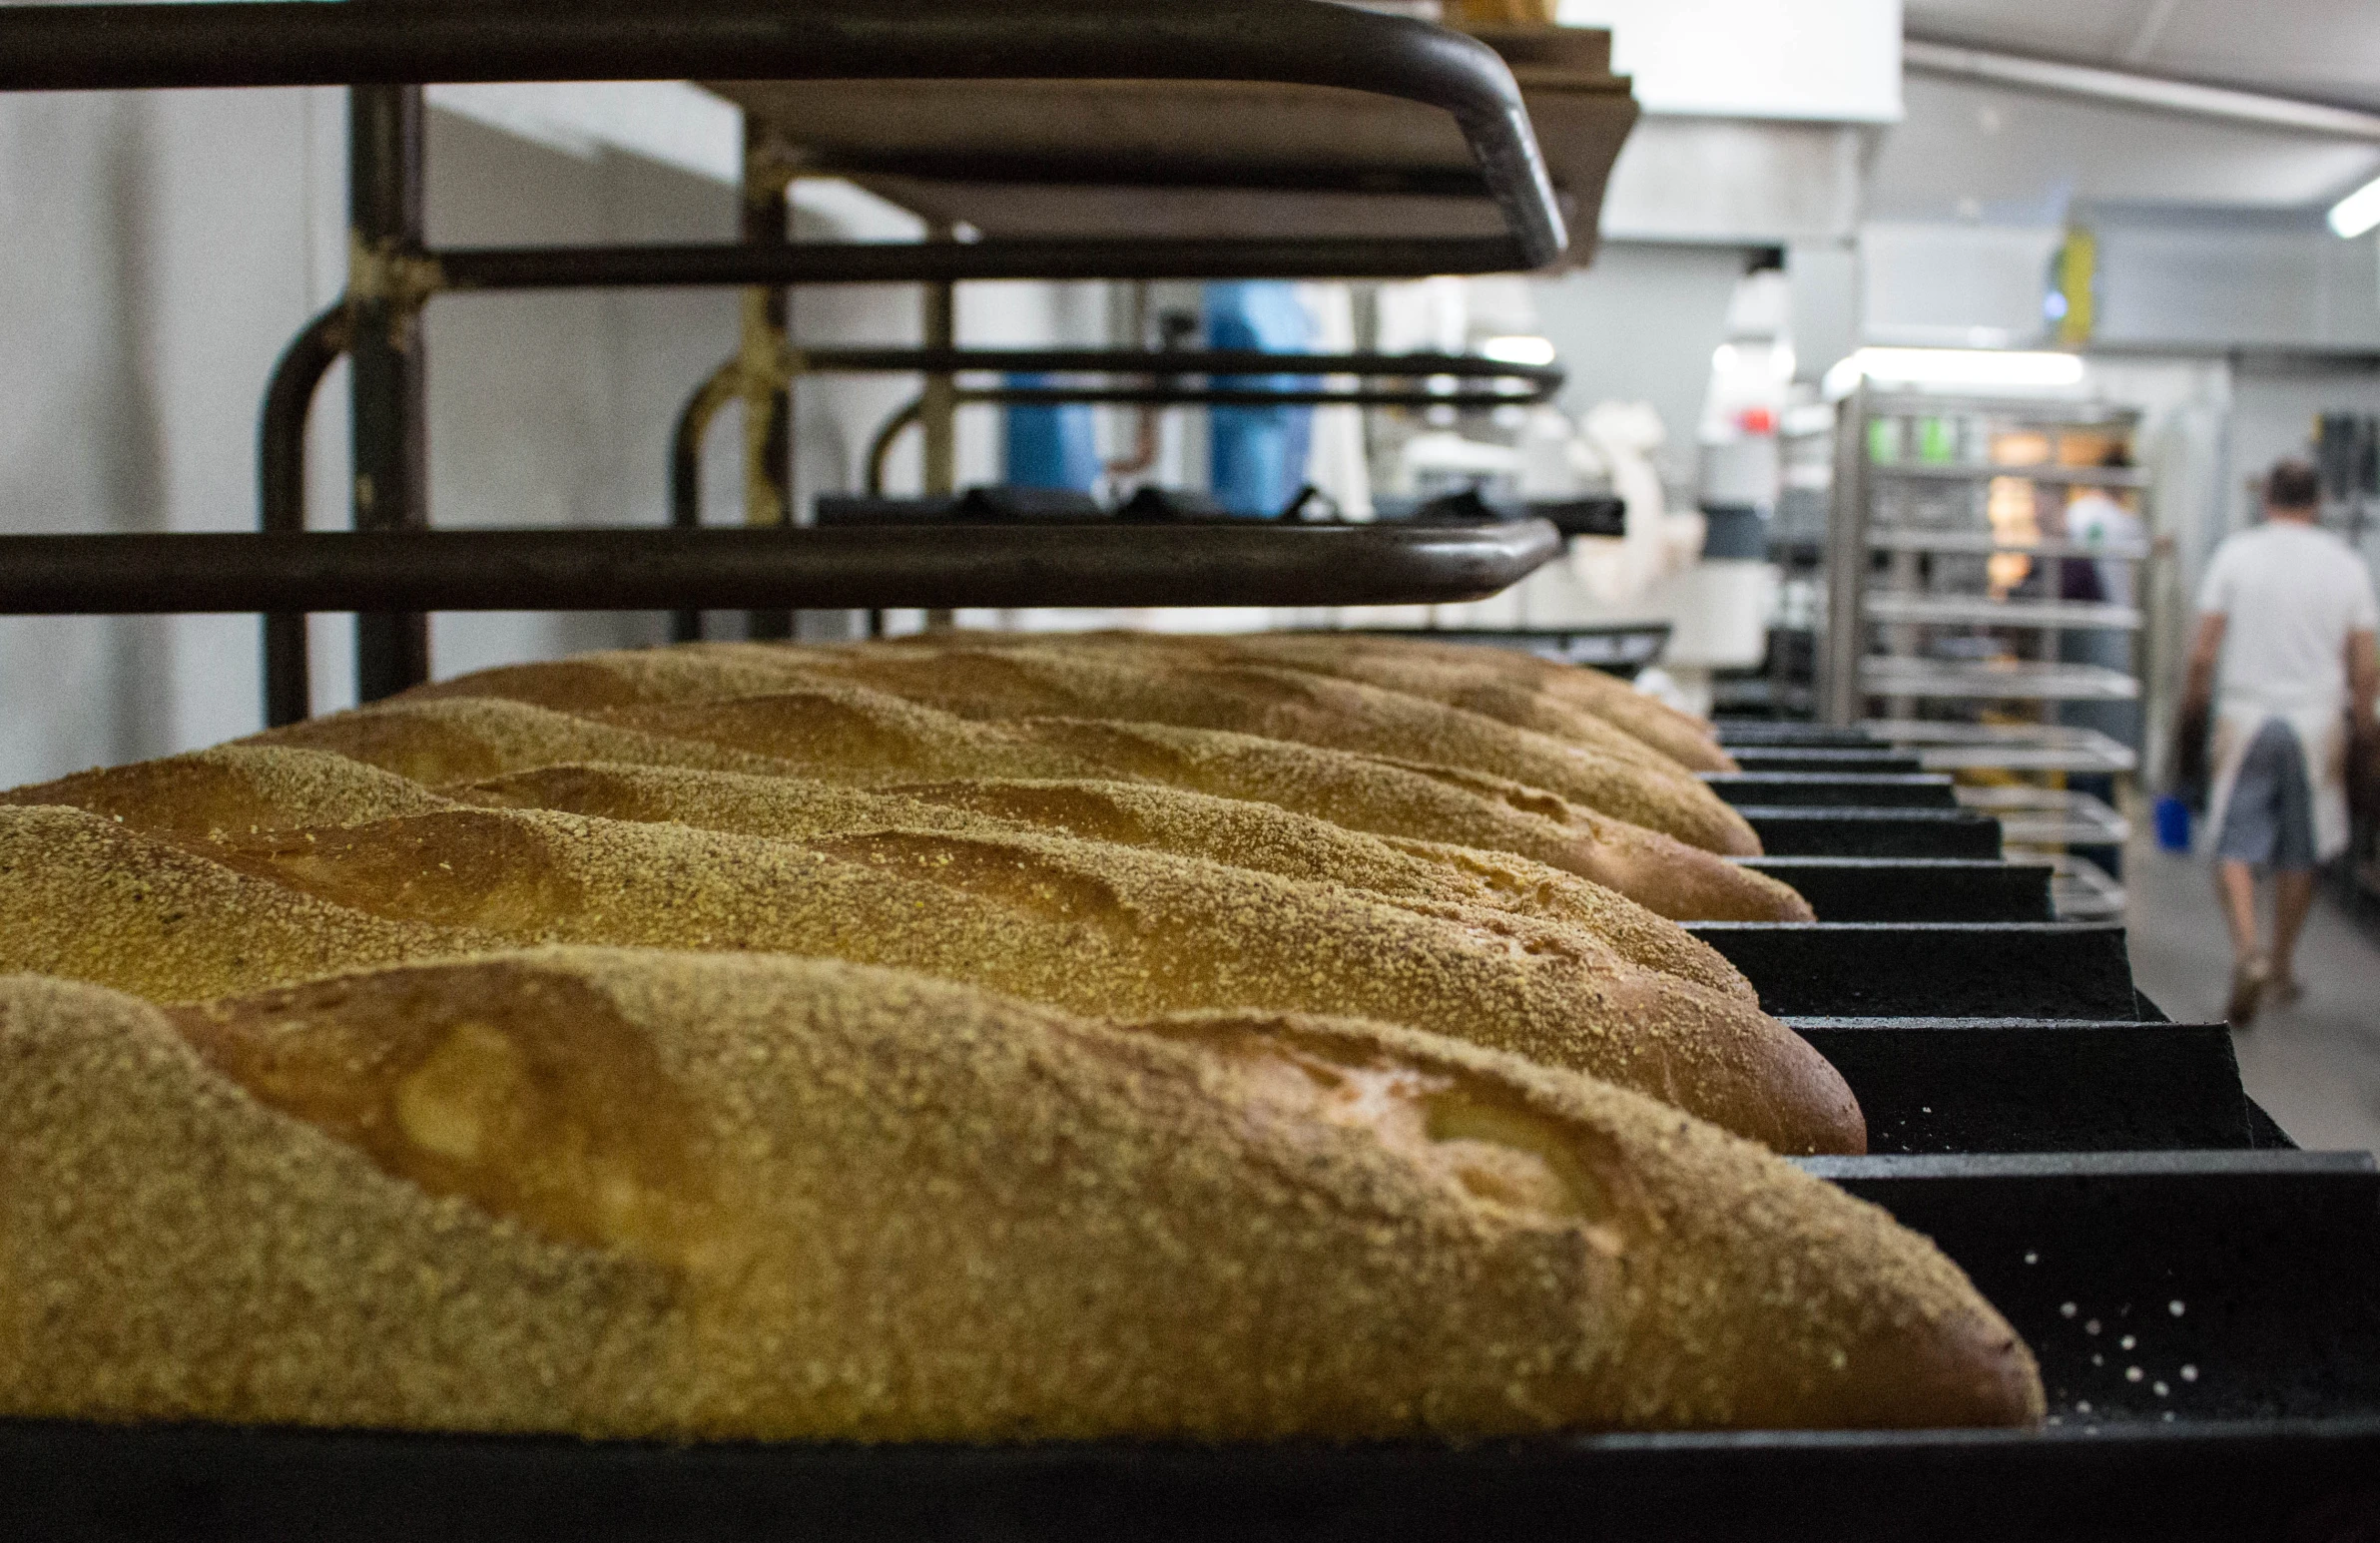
[7,1153,2371,1543]
[1740,806,2004,859]
[1685,922,2136,1019]
[1714,723,1881,750]
[1794,1018,2252,1152]
[1705,772,1959,809]
[1727,749,1927,775]
[1741,858,2056,922]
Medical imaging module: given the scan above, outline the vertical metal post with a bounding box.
[920,224,958,632]
[347,82,430,701]
[1820,381,1871,727]
[741,123,796,642]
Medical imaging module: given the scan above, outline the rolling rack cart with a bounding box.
[1822,383,2150,920]
[3,5,2377,1540]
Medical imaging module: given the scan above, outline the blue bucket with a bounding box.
[2152,794,2191,853]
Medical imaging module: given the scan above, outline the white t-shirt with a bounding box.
[2196,520,2379,720]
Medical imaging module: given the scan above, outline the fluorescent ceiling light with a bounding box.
[1840,347,2087,388]
[2330,174,2380,240]
[1480,334,1557,367]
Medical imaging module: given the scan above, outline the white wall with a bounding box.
[0,84,1082,782]
[0,86,341,785]
[1529,242,1753,487]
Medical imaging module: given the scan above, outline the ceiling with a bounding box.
[1903,0,2380,114]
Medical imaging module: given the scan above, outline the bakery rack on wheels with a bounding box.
[2,6,2376,1541]
[1822,384,2151,920]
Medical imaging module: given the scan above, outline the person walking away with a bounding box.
[2179,458,2379,1025]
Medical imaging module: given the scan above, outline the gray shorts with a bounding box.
[2215,718,2318,871]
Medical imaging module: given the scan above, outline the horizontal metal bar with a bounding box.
[430,236,1543,287]
[10,1416,2380,1543]
[0,0,1563,267]
[0,524,1561,614]
[1869,460,2152,489]
[1869,530,2151,560]
[1687,921,2136,1020]
[954,386,1547,409]
[796,348,1562,381]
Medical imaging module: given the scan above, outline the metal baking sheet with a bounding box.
[1740,806,2004,859]
[1727,749,1928,775]
[1704,772,1960,810]
[1740,858,2056,922]
[1684,922,2136,1020]
[1794,1019,2252,1152]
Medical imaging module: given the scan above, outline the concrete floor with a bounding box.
[2124,841,2380,1156]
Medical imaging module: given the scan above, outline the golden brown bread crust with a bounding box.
[2,746,454,836]
[462,763,1756,1004]
[0,804,495,1000]
[0,952,2040,1435]
[181,803,1859,1153]
[0,790,1856,1149]
[3,744,1761,1006]
[402,643,1762,856]
[863,628,1740,772]
[1150,630,1740,773]
[243,691,1808,920]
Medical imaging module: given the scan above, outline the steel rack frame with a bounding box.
[0,0,1573,721]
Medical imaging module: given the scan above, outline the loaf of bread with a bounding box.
[0,949,2042,1436]
[238,692,1809,921]
[0,803,497,1001]
[863,629,1737,772]
[866,629,1729,772]
[0,798,1857,1152]
[399,643,1761,856]
[1047,629,1738,773]
[8,746,1754,1002]
[462,763,1754,1003]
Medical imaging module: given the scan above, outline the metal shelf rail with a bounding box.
[0,0,1573,722]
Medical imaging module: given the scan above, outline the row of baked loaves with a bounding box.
[0,631,2044,1438]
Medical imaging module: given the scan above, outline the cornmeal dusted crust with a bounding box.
[941,629,1739,772]
[400,642,1761,856]
[461,762,1755,1003]
[0,799,1857,1152]
[0,804,495,1001]
[0,951,2040,1437]
[241,690,1806,921]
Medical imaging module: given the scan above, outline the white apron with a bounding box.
[2200,701,2351,863]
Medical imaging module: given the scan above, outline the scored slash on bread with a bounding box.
[0,950,2040,1438]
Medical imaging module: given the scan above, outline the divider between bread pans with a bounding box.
[1726,749,1927,775]
[1738,858,2057,921]
[1788,1018,2251,1152]
[1683,922,2135,1019]
[1703,772,1960,809]
[1737,806,2004,859]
